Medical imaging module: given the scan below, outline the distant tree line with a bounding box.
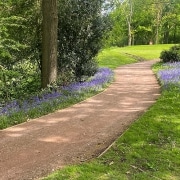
[104,0,180,47]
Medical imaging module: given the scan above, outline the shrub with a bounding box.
[57,0,108,82]
[160,44,180,63]
[0,1,42,102]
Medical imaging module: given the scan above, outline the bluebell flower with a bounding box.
[158,62,180,89]
[0,68,114,117]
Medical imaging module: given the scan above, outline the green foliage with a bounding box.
[0,15,28,69]
[0,0,42,102]
[57,0,108,81]
[103,0,180,47]
[160,44,180,63]
[0,0,110,103]
[161,2,180,44]
[0,63,41,104]
[0,0,41,69]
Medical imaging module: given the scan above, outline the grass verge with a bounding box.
[0,90,103,129]
[97,44,174,69]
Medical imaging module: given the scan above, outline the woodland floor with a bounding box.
[0,60,160,180]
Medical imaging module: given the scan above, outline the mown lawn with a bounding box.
[44,44,180,180]
[97,47,137,69]
[116,44,174,60]
[97,44,174,68]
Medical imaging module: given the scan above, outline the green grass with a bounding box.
[117,44,174,60]
[97,47,137,69]
[97,44,174,69]
[44,44,180,180]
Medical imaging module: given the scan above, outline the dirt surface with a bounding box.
[0,60,160,180]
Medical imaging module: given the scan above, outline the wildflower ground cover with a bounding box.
[44,45,180,180]
[0,68,114,129]
[157,62,180,89]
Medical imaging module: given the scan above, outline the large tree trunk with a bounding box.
[41,0,58,88]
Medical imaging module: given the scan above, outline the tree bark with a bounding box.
[155,10,160,44]
[127,19,132,46]
[41,0,58,88]
[127,0,133,46]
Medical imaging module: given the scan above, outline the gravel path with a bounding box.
[0,60,160,180]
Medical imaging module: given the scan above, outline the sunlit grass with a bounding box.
[118,44,174,60]
[97,47,137,69]
[97,44,174,70]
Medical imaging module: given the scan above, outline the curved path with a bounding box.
[0,60,160,180]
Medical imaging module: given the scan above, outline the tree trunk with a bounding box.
[155,23,159,44]
[41,0,58,88]
[127,0,133,46]
[154,3,163,45]
[127,20,132,46]
[173,25,177,43]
